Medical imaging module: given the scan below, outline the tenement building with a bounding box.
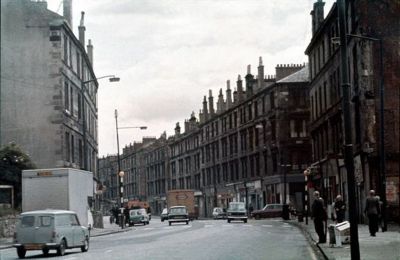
[306,0,399,220]
[101,58,311,218]
[1,0,99,172]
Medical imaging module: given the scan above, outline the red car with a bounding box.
[251,204,283,219]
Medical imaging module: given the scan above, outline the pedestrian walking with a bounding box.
[364,190,380,236]
[375,195,383,232]
[311,191,327,244]
[334,195,346,223]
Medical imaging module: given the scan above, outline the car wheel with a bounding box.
[17,247,26,259]
[57,239,66,256]
[255,214,260,220]
[42,248,49,256]
[186,221,189,225]
[227,219,231,223]
[244,219,247,223]
[161,219,164,222]
[81,237,89,252]
[169,222,171,226]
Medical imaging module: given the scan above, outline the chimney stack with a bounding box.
[87,39,93,67]
[237,75,244,102]
[202,96,208,121]
[226,80,232,109]
[245,64,254,97]
[208,90,215,116]
[78,11,86,48]
[257,56,264,89]
[217,88,225,114]
[311,0,325,35]
[175,122,181,135]
[63,0,73,29]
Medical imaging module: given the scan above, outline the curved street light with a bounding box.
[114,109,147,228]
[81,75,119,171]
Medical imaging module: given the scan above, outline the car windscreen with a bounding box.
[169,207,187,214]
[20,216,35,227]
[229,203,245,210]
[130,210,139,216]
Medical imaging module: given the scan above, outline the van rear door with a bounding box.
[17,215,36,244]
[34,215,54,244]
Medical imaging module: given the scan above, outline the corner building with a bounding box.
[306,0,399,221]
[1,0,99,172]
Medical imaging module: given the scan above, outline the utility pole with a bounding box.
[337,1,360,259]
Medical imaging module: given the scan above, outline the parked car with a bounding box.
[13,209,90,258]
[227,202,247,223]
[168,206,189,226]
[160,208,169,222]
[129,208,150,226]
[212,207,227,219]
[251,204,283,219]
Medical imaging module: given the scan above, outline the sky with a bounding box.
[46,0,335,157]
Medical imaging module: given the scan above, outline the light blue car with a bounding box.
[13,209,90,258]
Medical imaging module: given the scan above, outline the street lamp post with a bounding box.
[114,109,147,228]
[345,33,386,232]
[81,75,119,171]
[337,1,360,259]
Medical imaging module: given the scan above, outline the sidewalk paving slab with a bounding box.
[290,219,400,260]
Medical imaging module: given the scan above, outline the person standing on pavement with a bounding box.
[334,195,346,223]
[364,190,380,236]
[311,191,327,243]
[375,195,383,232]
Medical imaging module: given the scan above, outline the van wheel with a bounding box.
[42,248,49,256]
[228,219,231,223]
[81,237,89,252]
[57,239,66,256]
[186,221,189,225]
[169,222,171,226]
[244,219,247,223]
[17,247,26,258]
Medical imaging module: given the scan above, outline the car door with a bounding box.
[56,214,73,245]
[70,214,85,247]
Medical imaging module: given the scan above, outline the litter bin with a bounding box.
[282,204,290,220]
[297,213,304,222]
[334,221,350,247]
[328,224,336,246]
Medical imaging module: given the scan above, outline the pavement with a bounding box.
[0,216,131,250]
[291,217,400,260]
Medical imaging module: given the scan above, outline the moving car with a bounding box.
[160,208,169,222]
[251,204,283,219]
[227,202,247,223]
[129,208,150,226]
[168,206,189,226]
[13,210,90,258]
[212,207,226,219]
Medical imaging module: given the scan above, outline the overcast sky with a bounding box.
[46,0,334,157]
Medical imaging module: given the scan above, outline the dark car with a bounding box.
[168,206,189,226]
[251,204,283,219]
[160,208,168,222]
[227,202,247,223]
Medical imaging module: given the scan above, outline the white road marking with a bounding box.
[143,227,155,230]
[105,250,113,253]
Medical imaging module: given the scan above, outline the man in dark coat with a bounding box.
[365,190,380,236]
[334,195,346,223]
[311,191,327,243]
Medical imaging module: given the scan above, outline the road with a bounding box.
[0,217,322,260]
